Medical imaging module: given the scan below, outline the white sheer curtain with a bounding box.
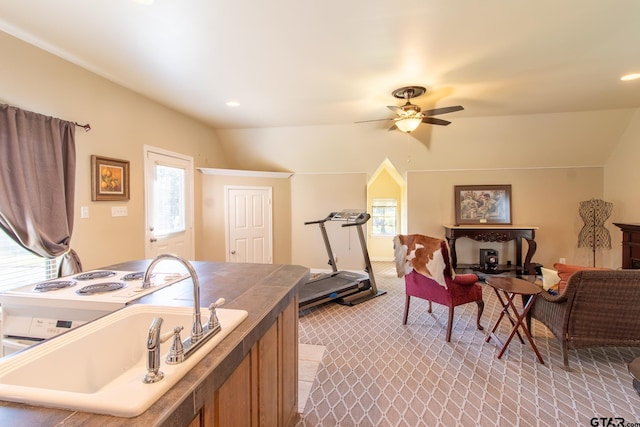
[0,104,82,276]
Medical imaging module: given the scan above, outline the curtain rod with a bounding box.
[1,103,92,132]
[74,122,91,132]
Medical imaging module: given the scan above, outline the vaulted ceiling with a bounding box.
[1,1,639,130]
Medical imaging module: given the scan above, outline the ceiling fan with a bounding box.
[356,86,464,133]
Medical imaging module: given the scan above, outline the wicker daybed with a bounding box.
[528,269,640,369]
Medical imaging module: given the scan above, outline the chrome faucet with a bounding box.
[141,254,225,377]
[143,254,204,343]
[143,317,174,384]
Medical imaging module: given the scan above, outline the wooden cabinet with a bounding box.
[201,296,299,427]
[614,223,640,269]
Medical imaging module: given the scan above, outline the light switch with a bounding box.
[80,206,89,219]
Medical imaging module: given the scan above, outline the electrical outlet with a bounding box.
[111,206,128,217]
[559,257,566,264]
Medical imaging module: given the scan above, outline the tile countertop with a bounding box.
[0,260,309,427]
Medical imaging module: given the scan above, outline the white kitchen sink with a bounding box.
[0,304,248,417]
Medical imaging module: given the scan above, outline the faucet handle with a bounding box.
[166,326,185,365]
[210,297,225,309]
[207,298,225,331]
[160,329,175,344]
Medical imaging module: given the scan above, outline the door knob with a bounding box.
[231,250,236,254]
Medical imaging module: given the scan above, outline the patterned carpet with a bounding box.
[296,262,640,426]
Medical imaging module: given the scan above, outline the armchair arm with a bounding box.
[537,290,568,304]
[529,288,569,342]
[452,273,479,286]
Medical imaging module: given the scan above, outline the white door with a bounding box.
[225,186,272,263]
[144,146,194,260]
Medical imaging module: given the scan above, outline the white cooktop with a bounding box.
[0,270,189,306]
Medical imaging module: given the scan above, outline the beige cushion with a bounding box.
[540,267,560,291]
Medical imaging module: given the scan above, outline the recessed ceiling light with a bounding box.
[621,73,640,81]
[226,101,240,107]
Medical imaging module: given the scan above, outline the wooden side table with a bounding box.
[485,276,544,364]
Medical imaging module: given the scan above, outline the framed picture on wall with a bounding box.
[91,155,130,201]
[454,185,511,225]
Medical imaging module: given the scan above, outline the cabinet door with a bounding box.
[210,353,252,426]
[280,297,298,426]
[188,413,201,427]
[258,323,279,426]
[200,298,299,427]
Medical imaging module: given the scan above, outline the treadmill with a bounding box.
[299,210,386,310]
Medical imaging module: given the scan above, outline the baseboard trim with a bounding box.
[371,257,395,262]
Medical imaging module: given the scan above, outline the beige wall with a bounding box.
[1,31,226,270]
[217,115,631,270]
[406,167,605,269]
[215,110,634,175]
[604,109,640,267]
[4,29,640,273]
[200,173,292,264]
[291,174,367,270]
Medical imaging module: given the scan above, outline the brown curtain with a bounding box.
[0,104,82,275]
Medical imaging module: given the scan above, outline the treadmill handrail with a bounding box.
[303,213,336,225]
[304,211,370,226]
[341,212,370,227]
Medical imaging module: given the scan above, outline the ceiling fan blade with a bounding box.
[354,118,394,123]
[421,105,464,116]
[388,123,398,131]
[422,117,451,126]
[387,105,405,115]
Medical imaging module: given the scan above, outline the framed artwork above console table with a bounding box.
[444,225,539,275]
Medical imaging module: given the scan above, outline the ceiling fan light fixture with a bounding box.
[395,117,422,133]
[355,85,463,131]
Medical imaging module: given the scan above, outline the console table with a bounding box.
[444,225,538,275]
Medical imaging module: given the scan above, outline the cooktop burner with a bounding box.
[121,272,145,281]
[76,282,126,295]
[33,280,77,292]
[75,270,116,281]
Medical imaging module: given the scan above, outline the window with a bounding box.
[371,199,397,236]
[0,230,60,292]
[154,164,186,236]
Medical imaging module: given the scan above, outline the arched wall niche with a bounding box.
[367,159,406,261]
